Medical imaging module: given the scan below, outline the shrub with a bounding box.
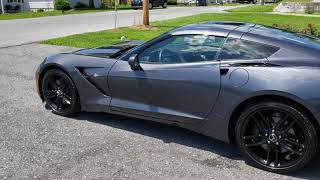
[302,24,318,36]
[305,3,314,14]
[272,23,319,37]
[37,8,45,12]
[54,0,71,10]
[74,2,87,8]
[4,4,12,11]
[14,5,20,11]
[168,0,177,5]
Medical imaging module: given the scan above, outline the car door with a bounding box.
[152,0,160,6]
[108,35,226,123]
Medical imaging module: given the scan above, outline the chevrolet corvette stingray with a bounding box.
[36,21,320,173]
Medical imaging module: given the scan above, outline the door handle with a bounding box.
[220,64,230,76]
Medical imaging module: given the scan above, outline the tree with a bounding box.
[143,0,149,26]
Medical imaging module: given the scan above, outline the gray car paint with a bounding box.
[36,22,320,143]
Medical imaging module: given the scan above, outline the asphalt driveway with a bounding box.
[0,6,236,48]
[1,43,320,179]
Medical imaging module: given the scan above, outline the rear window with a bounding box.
[251,26,320,50]
[218,38,280,60]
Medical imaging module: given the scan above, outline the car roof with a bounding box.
[169,21,257,37]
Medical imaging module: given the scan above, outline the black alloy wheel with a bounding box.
[236,101,318,173]
[41,69,80,116]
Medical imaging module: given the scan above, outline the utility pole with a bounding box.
[143,0,149,26]
[1,0,4,14]
[114,0,118,30]
[20,0,23,12]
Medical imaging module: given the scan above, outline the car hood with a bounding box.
[73,40,144,58]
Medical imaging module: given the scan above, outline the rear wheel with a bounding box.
[236,101,318,173]
[41,69,80,116]
[149,2,153,9]
[162,1,167,8]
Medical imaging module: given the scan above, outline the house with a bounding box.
[0,0,102,12]
[177,0,236,5]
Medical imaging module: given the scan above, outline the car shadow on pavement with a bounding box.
[75,112,320,179]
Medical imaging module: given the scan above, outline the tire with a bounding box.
[235,101,318,173]
[162,1,167,8]
[41,69,81,117]
[149,2,153,9]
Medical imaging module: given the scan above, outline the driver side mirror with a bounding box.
[128,54,142,70]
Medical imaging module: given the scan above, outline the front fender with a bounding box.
[37,53,119,113]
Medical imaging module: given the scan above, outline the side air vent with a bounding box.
[76,67,109,96]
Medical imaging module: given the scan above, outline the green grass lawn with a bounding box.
[0,6,131,21]
[227,4,278,12]
[42,13,320,48]
[281,0,311,2]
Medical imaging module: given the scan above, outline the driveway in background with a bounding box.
[0,6,236,48]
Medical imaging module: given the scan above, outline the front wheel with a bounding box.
[236,101,318,173]
[41,69,80,116]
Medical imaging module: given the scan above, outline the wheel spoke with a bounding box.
[243,134,262,140]
[63,93,72,100]
[49,79,57,90]
[257,112,271,131]
[282,138,304,149]
[245,139,267,147]
[275,114,289,131]
[45,90,56,98]
[62,96,72,105]
[280,120,296,134]
[251,115,268,134]
[280,142,303,156]
[266,145,272,164]
[59,78,67,91]
[55,97,62,109]
[274,146,280,167]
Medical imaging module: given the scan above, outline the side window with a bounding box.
[218,38,279,61]
[138,35,226,64]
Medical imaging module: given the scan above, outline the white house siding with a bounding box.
[1,0,101,11]
[177,0,235,4]
[25,0,54,10]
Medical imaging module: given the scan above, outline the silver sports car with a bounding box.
[36,21,320,173]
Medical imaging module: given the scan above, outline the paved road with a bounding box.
[0,6,235,48]
[1,43,320,179]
